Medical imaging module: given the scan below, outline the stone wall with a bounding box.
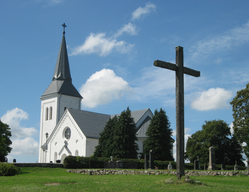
[67,169,249,177]
[13,163,64,168]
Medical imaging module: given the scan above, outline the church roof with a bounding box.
[111,108,150,124]
[53,34,72,82]
[68,108,111,139]
[41,30,82,99]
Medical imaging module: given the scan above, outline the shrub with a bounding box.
[0,163,20,176]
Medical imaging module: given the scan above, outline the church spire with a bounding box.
[52,23,72,82]
[41,24,82,99]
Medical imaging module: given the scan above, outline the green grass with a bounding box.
[0,167,248,192]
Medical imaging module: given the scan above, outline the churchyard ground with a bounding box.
[0,167,249,192]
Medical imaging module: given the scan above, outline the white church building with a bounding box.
[38,27,154,163]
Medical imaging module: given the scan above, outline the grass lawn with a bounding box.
[0,167,248,192]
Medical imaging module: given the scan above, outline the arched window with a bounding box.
[49,107,52,120]
[45,107,48,120]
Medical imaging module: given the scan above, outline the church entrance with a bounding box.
[61,154,67,163]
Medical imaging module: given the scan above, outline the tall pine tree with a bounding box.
[112,107,138,159]
[94,116,118,157]
[143,108,173,161]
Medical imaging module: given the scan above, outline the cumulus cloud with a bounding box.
[1,108,37,138]
[80,69,132,108]
[10,137,39,156]
[1,108,38,162]
[70,33,134,56]
[191,88,233,111]
[189,20,249,61]
[132,2,156,21]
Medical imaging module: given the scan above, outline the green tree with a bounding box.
[94,116,118,157]
[230,83,249,160]
[0,121,12,162]
[185,120,244,165]
[227,135,244,165]
[112,107,138,159]
[143,108,173,161]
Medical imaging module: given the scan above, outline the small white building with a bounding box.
[38,28,153,163]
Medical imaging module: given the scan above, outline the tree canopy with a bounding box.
[230,83,249,159]
[185,120,244,166]
[0,121,12,162]
[143,108,174,161]
[94,107,138,159]
[94,116,118,158]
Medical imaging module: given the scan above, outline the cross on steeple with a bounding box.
[62,23,67,34]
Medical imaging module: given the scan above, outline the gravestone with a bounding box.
[221,163,225,170]
[154,46,200,178]
[198,156,200,170]
[149,150,154,169]
[144,154,148,169]
[168,162,173,170]
[234,161,238,170]
[208,146,216,170]
[204,164,207,170]
[194,160,199,170]
[110,156,113,162]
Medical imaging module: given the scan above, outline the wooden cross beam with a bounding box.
[154,46,200,179]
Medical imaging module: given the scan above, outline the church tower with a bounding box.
[38,24,82,162]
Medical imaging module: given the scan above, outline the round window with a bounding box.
[65,128,71,139]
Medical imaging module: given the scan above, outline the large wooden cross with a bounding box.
[154,46,200,179]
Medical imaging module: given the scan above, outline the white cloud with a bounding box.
[132,2,156,21]
[114,23,137,38]
[191,88,233,111]
[70,33,134,56]
[229,123,234,134]
[10,137,39,156]
[1,108,37,138]
[132,67,175,102]
[1,108,38,162]
[80,69,132,108]
[172,128,191,162]
[189,20,249,61]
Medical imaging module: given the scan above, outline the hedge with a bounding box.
[0,163,20,176]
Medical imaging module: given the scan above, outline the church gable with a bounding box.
[48,109,86,160]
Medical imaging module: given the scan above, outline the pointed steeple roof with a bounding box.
[52,33,72,82]
[41,24,82,99]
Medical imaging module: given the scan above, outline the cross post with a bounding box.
[154,46,200,179]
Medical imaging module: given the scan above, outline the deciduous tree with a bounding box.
[185,120,244,165]
[230,83,249,160]
[0,121,12,162]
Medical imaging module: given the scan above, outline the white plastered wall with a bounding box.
[85,138,99,157]
[47,111,86,163]
[39,96,58,163]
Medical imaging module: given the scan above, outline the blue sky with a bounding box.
[1,0,249,163]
